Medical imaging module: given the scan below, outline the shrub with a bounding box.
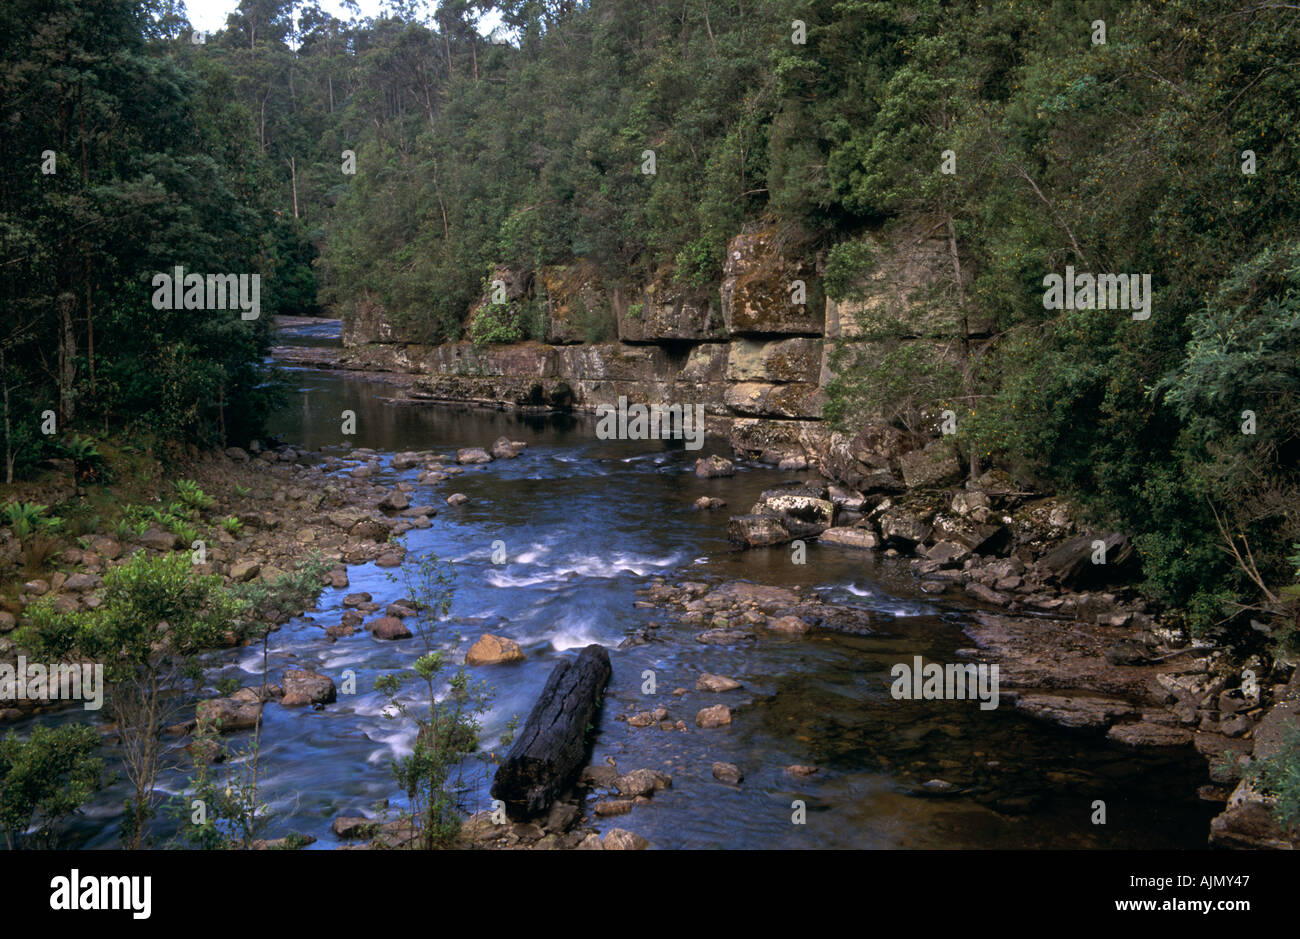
[0,724,103,849]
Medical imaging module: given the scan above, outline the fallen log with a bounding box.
[491,643,611,819]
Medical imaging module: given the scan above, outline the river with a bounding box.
[53,319,1217,849]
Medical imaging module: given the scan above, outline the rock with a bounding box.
[933,515,1011,554]
[456,447,493,465]
[375,553,402,568]
[615,768,671,797]
[964,582,1012,607]
[878,508,933,547]
[1209,799,1299,850]
[23,579,49,596]
[1106,722,1193,747]
[465,633,525,666]
[196,696,262,734]
[379,489,409,511]
[325,624,354,639]
[712,762,743,784]
[695,454,735,478]
[342,592,373,608]
[1040,532,1137,589]
[752,490,834,538]
[0,611,15,633]
[818,527,879,550]
[349,518,390,542]
[391,451,422,470]
[601,828,649,850]
[63,572,99,592]
[696,704,732,728]
[446,493,469,506]
[369,616,412,640]
[926,541,970,566]
[576,833,604,850]
[785,764,819,777]
[491,436,525,459]
[328,569,349,589]
[332,817,377,839]
[898,440,963,489]
[778,455,809,470]
[593,799,634,817]
[695,629,756,645]
[693,496,726,511]
[281,669,337,707]
[951,490,992,519]
[697,673,742,692]
[140,528,180,552]
[225,446,250,462]
[1014,693,1138,731]
[579,764,620,789]
[229,560,261,583]
[727,513,792,547]
[768,615,810,636]
[544,801,580,833]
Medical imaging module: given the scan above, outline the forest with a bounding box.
[4,0,1296,644]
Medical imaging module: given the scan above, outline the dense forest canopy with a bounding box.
[2,0,1298,635]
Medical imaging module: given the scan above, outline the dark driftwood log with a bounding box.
[491,643,611,819]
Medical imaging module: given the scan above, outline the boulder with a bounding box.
[465,633,525,666]
[694,454,735,478]
[727,514,792,547]
[1040,533,1137,589]
[696,673,742,692]
[379,488,410,511]
[491,436,525,459]
[369,616,412,640]
[696,704,732,728]
[712,762,744,784]
[281,668,337,707]
[878,508,933,547]
[818,527,880,550]
[601,828,649,850]
[456,448,493,465]
[229,560,261,583]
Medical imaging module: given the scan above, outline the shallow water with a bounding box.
[35,322,1217,849]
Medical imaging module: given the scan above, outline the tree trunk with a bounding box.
[491,644,611,819]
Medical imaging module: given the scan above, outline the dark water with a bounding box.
[35,321,1218,849]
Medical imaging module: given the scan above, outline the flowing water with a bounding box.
[40,320,1217,849]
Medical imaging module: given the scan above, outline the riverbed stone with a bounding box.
[456,447,493,464]
[695,454,735,478]
[601,828,649,850]
[281,668,337,707]
[697,673,742,692]
[465,633,525,666]
[370,616,412,640]
[696,704,732,728]
[712,762,743,784]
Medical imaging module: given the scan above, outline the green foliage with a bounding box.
[376,552,490,849]
[173,479,216,513]
[0,724,103,850]
[229,553,330,626]
[1243,723,1300,834]
[824,240,880,303]
[468,303,525,347]
[221,516,244,535]
[19,552,245,848]
[3,502,51,542]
